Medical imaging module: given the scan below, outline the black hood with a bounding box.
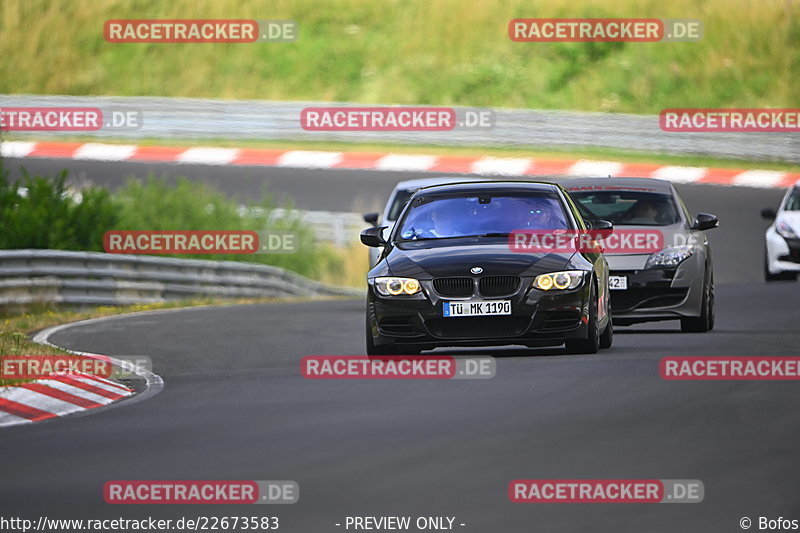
[385,241,572,278]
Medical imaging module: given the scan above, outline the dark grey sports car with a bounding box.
[360,181,613,355]
[563,177,718,332]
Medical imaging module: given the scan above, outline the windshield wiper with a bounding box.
[398,235,474,242]
[398,233,511,242]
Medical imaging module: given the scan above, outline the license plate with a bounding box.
[609,276,628,290]
[443,300,511,317]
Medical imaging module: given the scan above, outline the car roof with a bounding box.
[415,180,561,195]
[394,176,484,190]
[558,177,675,193]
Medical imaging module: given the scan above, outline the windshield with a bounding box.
[785,188,800,211]
[569,190,681,226]
[395,193,570,241]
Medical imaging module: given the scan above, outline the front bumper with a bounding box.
[367,276,592,350]
[608,253,705,325]
[766,229,800,273]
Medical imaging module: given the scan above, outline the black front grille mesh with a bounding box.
[479,276,521,296]
[425,317,530,338]
[433,275,522,297]
[433,277,474,296]
[611,288,689,312]
[540,311,581,330]
[379,317,416,335]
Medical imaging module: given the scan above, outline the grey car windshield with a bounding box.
[570,190,681,226]
[396,193,570,240]
[387,189,414,221]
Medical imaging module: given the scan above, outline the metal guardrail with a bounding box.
[237,206,365,246]
[1,94,797,163]
[0,250,361,308]
[267,208,364,247]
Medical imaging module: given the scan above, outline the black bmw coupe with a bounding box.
[361,181,613,355]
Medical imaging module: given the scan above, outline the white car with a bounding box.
[363,177,484,266]
[762,180,800,281]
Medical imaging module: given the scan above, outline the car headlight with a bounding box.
[532,270,585,291]
[645,245,693,269]
[374,277,422,296]
[776,221,798,239]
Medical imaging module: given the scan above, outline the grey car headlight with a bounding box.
[645,245,693,269]
[374,276,422,296]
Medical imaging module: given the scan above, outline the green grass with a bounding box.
[1,0,798,114]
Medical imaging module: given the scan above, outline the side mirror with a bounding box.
[588,219,613,231]
[360,226,387,247]
[363,212,380,226]
[692,213,719,231]
[760,208,777,220]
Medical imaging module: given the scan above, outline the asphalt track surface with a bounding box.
[2,158,800,532]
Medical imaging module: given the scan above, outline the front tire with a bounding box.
[565,283,599,354]
[681,269,714,332]
[599,316,613,349]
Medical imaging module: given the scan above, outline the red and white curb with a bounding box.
[0,313,165,427]
[2,140,798,189]
[0,371,133,426]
